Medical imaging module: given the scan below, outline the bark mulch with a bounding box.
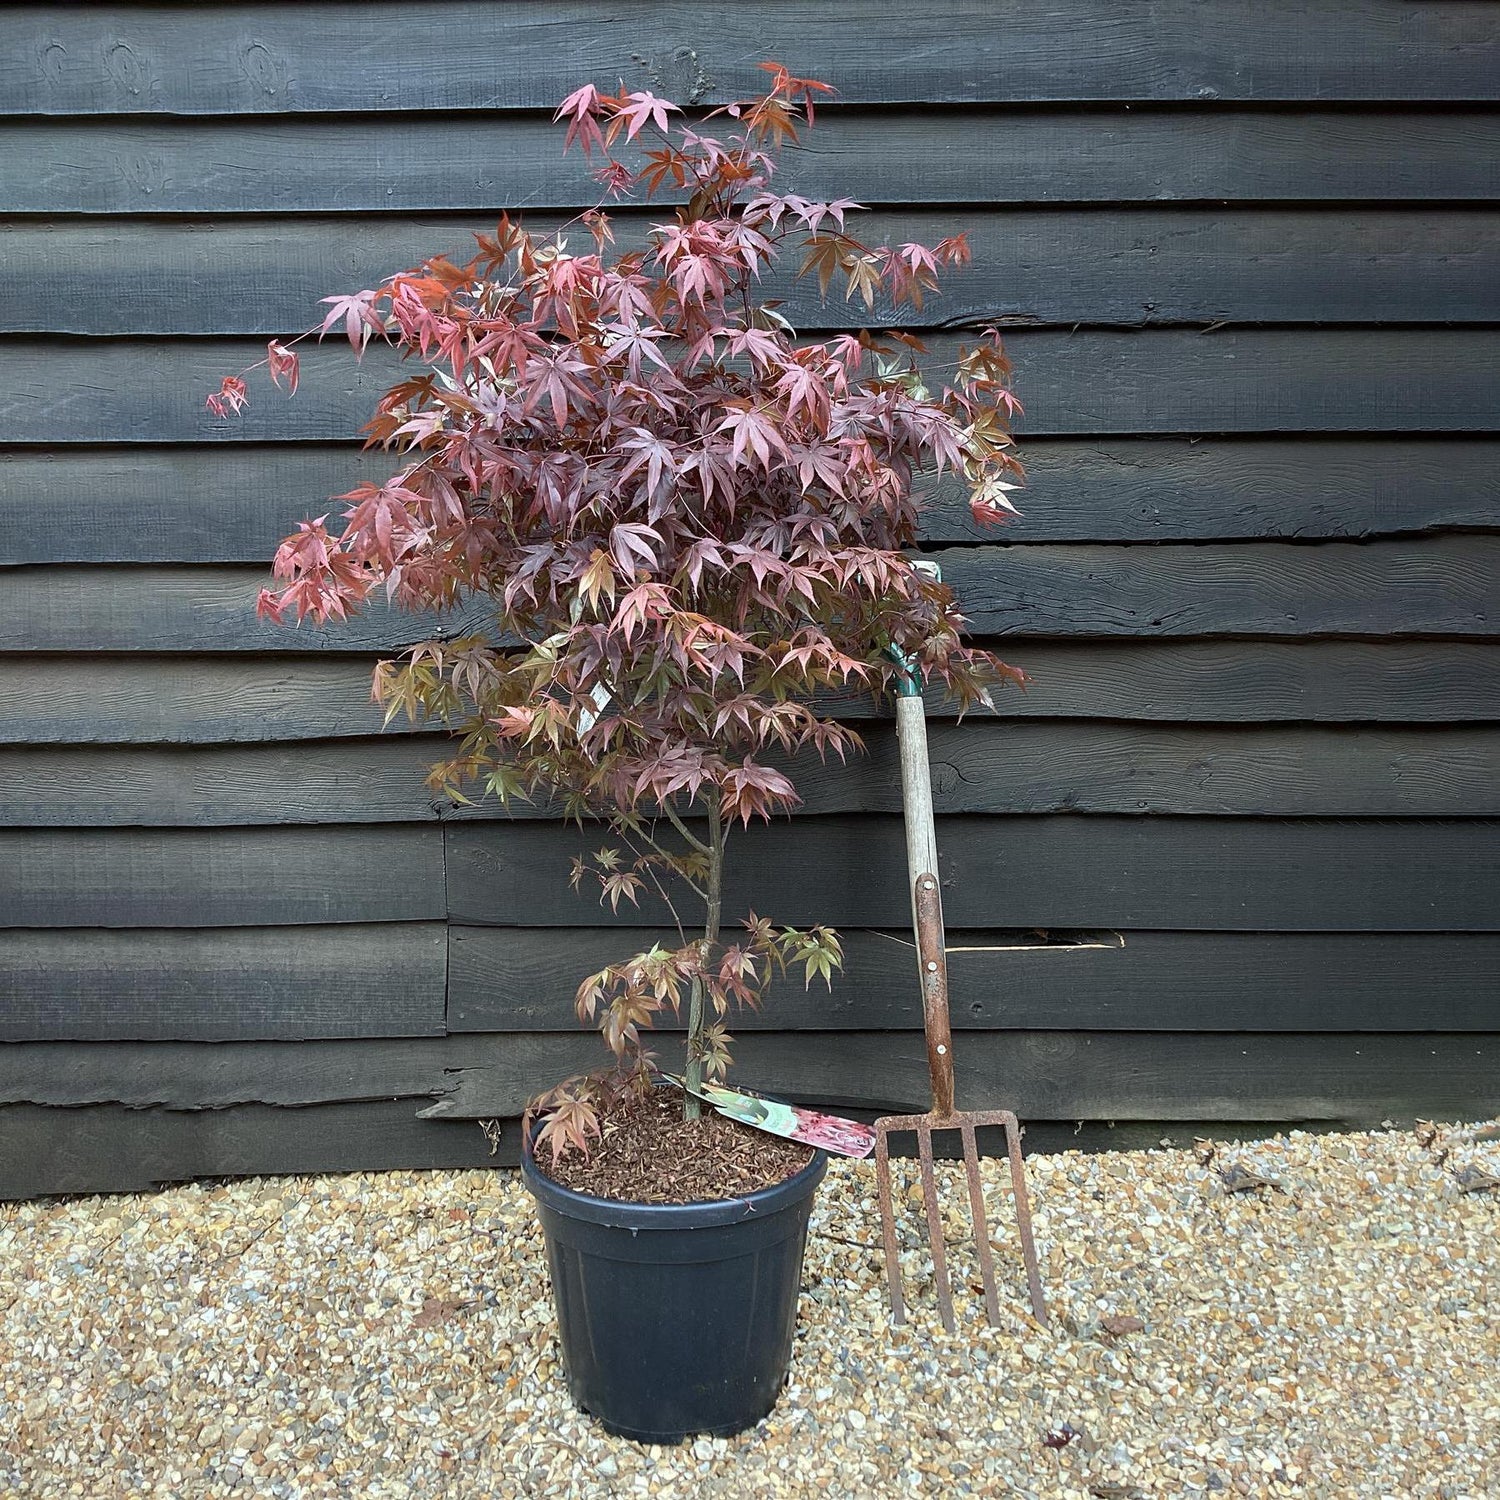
[534,1084,813,1203]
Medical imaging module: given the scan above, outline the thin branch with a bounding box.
[659,798,711,856]
[616,819,709,903]
[639,865,693,946]
[610,828,699,942]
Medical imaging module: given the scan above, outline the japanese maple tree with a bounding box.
[233,63,1026,1158]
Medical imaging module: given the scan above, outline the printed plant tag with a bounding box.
[663,1074,875,1158]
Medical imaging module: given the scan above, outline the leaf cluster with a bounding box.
[573,909,842,1078]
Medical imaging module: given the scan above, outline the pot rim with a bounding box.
[521,1122,827,1230]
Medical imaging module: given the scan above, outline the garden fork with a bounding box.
[873,625,1047,1333]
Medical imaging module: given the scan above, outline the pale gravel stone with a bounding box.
[0,1121,1496,1498]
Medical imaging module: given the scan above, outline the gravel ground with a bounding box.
[2,1120,1496,1499]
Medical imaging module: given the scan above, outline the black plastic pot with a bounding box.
[521,1133,827,1442]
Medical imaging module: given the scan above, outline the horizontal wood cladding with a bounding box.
[7,111,1500,216]
[426,1031,1499,1123]
[447,816,1500,932]
[5,2,1495,113]
[10,640,1500,747]
[0,567,476,654]
[9,208,1500,335]
[7,437,1497,565]
[7,539,1491,655]
[994,437,1500,546]
[4,6,1497,1184]
[10,919,1492,1042]
[0,1035,476,1107]
[0,740,441,828]
[4,722,1498,828]
[936,537,1500,639]
[9,332,1497,445]
[0,826,444,925]
[0,924,448,1041]
[0,656,395,744]
[5,1032,1494,1125]
[0,1101,504,1200]
[448,928,1500,1034]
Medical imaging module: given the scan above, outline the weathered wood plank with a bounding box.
[832,641,1500,726]
[9,209,1500,335]
[11,640,1500,747]
[448,928,1500,1034]
[0,1101,506,1200]
[0,1101,1398,1204]
[6,111,1498,216]
[0,656,391,743]
[0,1036,473,1108]
[4,722,1497,827]
[0,827,444,925]
[6,1102,1471,1200]
[5,1030,1492,1127]
[0,925,448,1041]
[0,567,484,654]
[945,436,1500,546]
[6,539,1493,656]
[937,535,1500,639]
[0,444,380,565]
[448,816,1500,933]
[411,1031,1500,1123]
[805,723,1500,820]
[7,437,1497,564]
[0,740,441,827]
[8,331,1496,445]
[5,2,1494,113]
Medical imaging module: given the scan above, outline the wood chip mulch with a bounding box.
[534,1085,814,1204]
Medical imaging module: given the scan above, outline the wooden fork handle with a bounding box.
[914,873,956,1117]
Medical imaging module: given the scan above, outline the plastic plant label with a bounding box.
[663,1074,875,1159]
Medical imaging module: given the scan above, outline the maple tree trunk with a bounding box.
[683,796,726,1121]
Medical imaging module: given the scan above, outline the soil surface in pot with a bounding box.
[536,1086,813,1204]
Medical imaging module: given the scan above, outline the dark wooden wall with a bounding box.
[2,2,1497,1197]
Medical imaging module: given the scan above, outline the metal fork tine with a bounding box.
[873,1110,1048,1331]
[959,1119,1001,1327]
[1000,1111,1048,1323]
[873,1126,906,1326]
[916,1122,954,1333]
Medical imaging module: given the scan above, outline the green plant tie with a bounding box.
[884,643,922,698]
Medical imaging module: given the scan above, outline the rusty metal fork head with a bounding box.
[874,1107,1047,1333]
